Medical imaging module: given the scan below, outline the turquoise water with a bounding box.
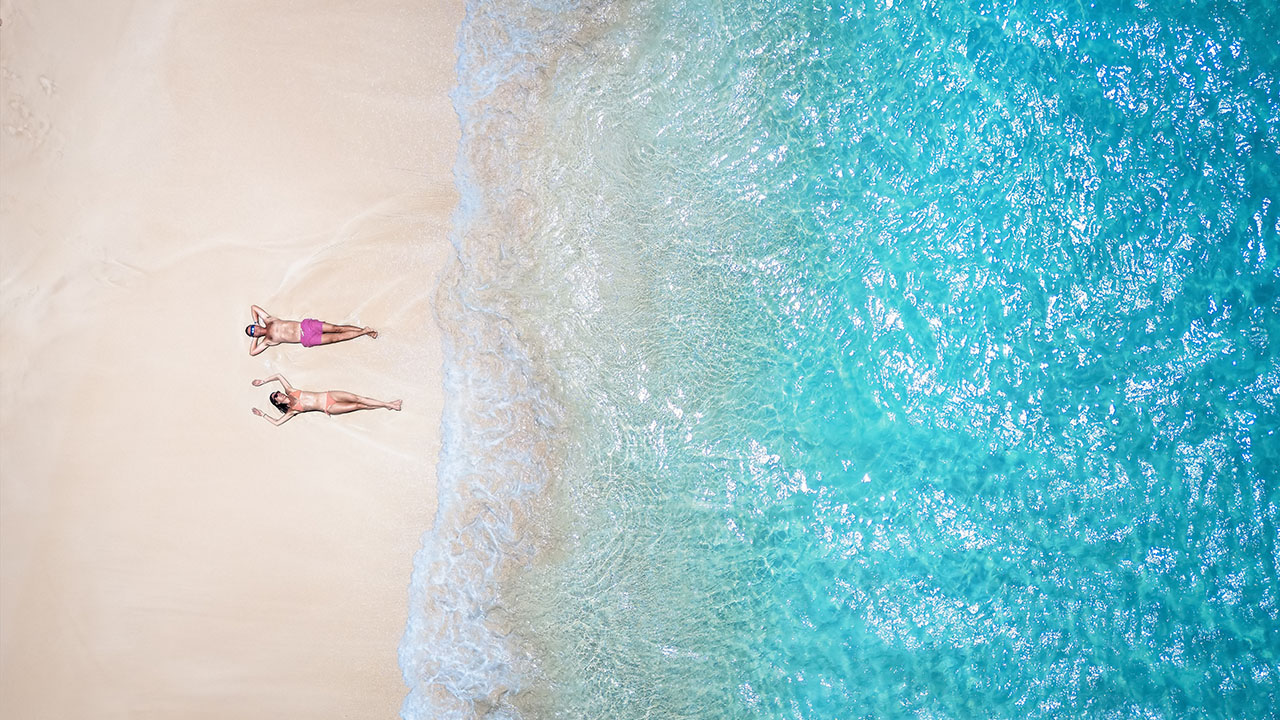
[402,0,1280,717]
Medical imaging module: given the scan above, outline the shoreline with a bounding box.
[0,0,463,716]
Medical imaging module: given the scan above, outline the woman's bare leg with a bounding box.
[327,391,401,411]
[326,401,401,415]
[326,402,371,415]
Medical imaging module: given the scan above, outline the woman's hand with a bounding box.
[252,408,263,416]
[252,379,264,386]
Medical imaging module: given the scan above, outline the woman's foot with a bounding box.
[390,400,402,411]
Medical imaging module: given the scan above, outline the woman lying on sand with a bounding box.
[251,374,401,426]
[246,304,377,355]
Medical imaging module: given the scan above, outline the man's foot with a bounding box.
[364,327,379,339]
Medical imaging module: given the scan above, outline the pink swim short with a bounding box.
[300,318,323,347]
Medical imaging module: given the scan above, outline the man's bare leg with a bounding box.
[317,326,377,345]
[319,322,363,333]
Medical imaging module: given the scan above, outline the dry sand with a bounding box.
[0,0,461,716]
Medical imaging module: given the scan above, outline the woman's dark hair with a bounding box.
[270,392,290,414]
[245,324,258,337]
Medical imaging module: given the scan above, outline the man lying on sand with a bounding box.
[251,375,401,426]
[245,304,377,355]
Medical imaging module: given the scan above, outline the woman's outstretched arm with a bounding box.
[252,407,295,426]
[251,374,295,392]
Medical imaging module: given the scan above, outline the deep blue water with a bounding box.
[402,0,1280,717]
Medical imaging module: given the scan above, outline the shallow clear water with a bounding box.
[401,0,1280,717]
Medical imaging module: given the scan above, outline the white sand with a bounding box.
[0,0,461,716]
